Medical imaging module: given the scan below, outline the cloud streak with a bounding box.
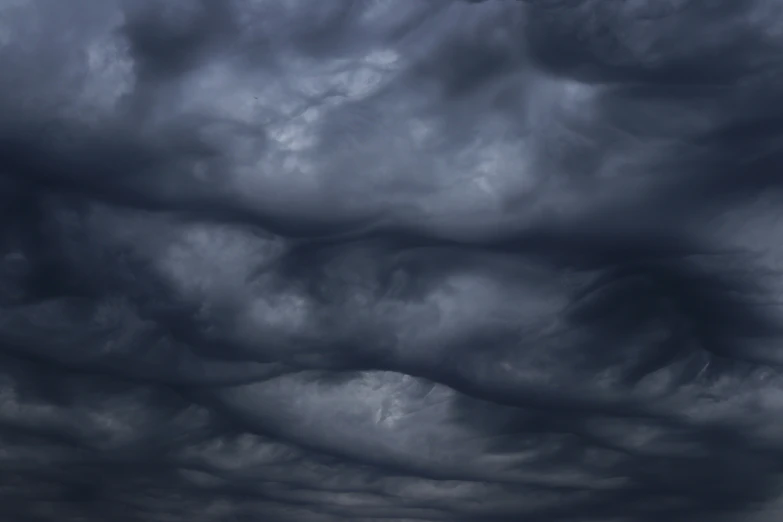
[2,0,783,520]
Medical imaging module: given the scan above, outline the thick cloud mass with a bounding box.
[3,0,783,520]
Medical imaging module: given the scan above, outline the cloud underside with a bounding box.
[3,1,783,520]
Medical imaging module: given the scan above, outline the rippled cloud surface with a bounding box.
[3,0,783,520]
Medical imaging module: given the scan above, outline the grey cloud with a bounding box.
[2,0,783,521]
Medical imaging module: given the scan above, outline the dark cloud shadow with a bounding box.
[2,0,783,521]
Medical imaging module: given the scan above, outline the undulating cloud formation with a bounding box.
[2,0,783,520]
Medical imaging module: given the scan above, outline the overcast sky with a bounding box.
[2,0,783,520]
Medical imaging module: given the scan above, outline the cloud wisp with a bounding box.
[2,0,783,520]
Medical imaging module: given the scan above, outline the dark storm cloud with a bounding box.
[2,0,783,520]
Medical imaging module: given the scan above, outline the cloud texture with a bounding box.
[3,0,783,520]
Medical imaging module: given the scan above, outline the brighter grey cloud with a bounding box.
[2,0,783,520]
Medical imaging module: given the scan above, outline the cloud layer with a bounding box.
[3,0,783,520]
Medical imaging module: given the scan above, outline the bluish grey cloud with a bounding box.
[2,0,783,521]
